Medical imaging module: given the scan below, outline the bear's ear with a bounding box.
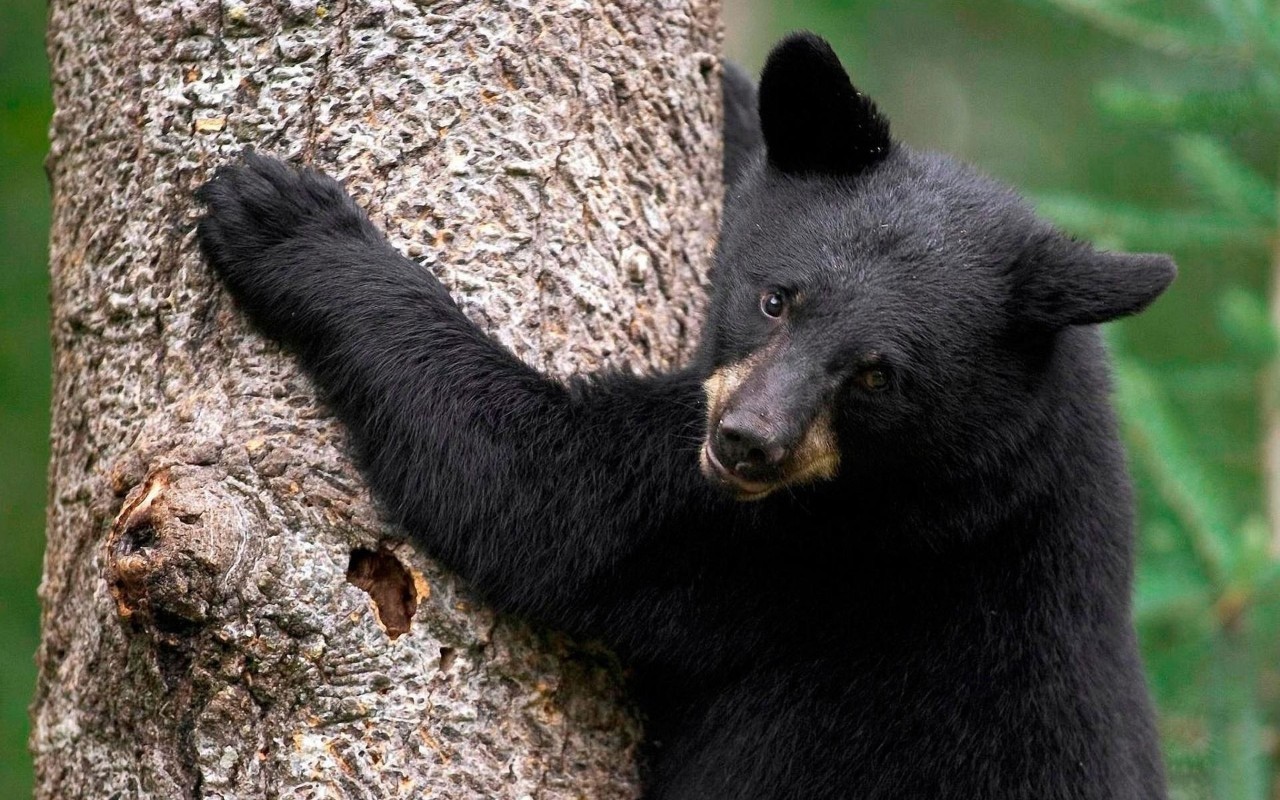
[1014,233,1176,329]
[758,32,892,177]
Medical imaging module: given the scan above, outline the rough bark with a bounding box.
[33,1,721,797]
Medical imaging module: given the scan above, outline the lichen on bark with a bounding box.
[34,0,722,796]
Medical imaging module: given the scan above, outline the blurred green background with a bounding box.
[2,0,1277,797]
[1,0,54,796]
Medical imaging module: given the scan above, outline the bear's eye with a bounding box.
[760,290,787,319]
[858,365,891,391]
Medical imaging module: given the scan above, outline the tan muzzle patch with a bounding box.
[701,356,841,500]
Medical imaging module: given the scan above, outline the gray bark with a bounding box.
[33,1,721,797]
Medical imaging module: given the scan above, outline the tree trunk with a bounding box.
[33,1,721,796]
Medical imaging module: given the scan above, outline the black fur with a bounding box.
[757,32,891,177]
[197,32,1173,800]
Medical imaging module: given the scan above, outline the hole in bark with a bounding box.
[106,468,175,619]
[438,646,457,672]
[346,547,418,640]
[152,607,201,638]
[122,522,158,552]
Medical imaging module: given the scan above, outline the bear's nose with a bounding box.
[713,412,788,478]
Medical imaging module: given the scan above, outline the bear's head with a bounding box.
[699,32,1175,503]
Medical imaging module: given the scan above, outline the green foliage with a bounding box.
[0,0,51,796]
[1095,83,1276,132]
[1028,0,1280,795]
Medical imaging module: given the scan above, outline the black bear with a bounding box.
[197,32,1174,800]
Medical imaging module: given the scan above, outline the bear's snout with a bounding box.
[713,410,789,481]
[700,355,843,500]
[711,412,788,481]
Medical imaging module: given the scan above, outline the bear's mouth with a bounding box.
[699,442,778,501]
